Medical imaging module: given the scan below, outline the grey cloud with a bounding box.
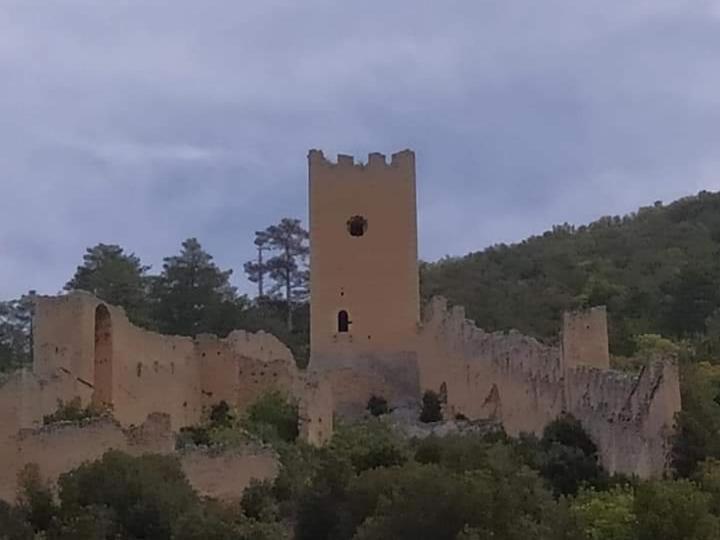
[1,0,720,298]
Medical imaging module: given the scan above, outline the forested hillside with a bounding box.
[422,190,720,356]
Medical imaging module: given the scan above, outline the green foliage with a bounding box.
[243,390,299,444]
[0,293,34,373]
[673,362,720,477]
[420,389,443,423]
[245,218,309,332]
[634,479,720,540]
[422,191,720,355]
[65,243,151,325]
[366,395,389,417]
[348,464,577,540]
[16,463,57,532]
[42,397,107,425]
[0,500,34,540]
[572,486,637,540]
[695,458,720,515]
[57,450,198,539]
[240,479,279,522]
[330,419,410,473]
[517,415,608,496]
[151,237,246,337]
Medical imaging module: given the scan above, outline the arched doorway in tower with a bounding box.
[338,310,350,333]
[93,304,113,408]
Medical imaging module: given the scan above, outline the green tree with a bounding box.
[572,487,637,540]
[673,362,720,477]
[634,479,720,540]
[0,292,35,372]
[518,415,608,496]
[243,390,300,444]
[16,463,57,533]
[246,219,309,332]
[0,500,33,540]
[65,244,150,324]
[244,232,271,298]
[56,450,198,540]
[151,238,244,336]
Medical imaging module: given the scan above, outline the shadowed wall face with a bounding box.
[309,150,420,364]
[93,304,113,407]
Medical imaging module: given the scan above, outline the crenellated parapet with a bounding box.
[421,296,562,379]
[308,148,415,174]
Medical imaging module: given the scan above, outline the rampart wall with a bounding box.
[417,297,565,435]
[411,297,680,476]
[21,292,331,439]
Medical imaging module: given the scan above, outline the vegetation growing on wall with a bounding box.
[42,397,108,425]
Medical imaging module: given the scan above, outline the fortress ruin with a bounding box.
[0,149,682,501]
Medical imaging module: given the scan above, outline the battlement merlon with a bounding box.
[308,149,415,176]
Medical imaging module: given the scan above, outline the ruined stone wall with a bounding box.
[110,319,199,429]
[296,372,334,446]
[33,294,96,382]
[0,413,278,503]
[25,292,322,432]
[309,150,420,364]
[417,297,565,435]
[415,297,680,477]
[198,330,298,411]
[562,306,610,370]
[566,361,681,477]
[181,448,278,500]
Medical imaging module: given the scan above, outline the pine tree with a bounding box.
[151,238,241,336]
[0,291,35,372]
[246,219,309,332]
[65,244,150,324]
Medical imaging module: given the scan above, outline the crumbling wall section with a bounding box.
[0,413,278,502]
[198,330,298,412]
[33,293,96,383]
[566,360,681,477]
[181,447,279,500]
[296,372,334,446]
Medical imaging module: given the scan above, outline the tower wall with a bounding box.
[308,149,420,367]
[562,306,610,369]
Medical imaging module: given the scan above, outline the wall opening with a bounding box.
[347,215,368,237]
[93,304,113,408]
[338,310,350,333]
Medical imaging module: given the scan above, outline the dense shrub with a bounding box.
[244,390,299,444]
[366,395,389,417]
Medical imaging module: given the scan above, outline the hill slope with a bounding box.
[421,190,720,355]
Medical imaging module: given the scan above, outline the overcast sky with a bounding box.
[2,0,720,299]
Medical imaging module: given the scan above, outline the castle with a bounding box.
[0,149,681,501]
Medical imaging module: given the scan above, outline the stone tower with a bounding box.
[308,149,420,367]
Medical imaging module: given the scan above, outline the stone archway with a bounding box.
[93,304,113,407]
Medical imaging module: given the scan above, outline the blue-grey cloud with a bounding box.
[1,0,720,299]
